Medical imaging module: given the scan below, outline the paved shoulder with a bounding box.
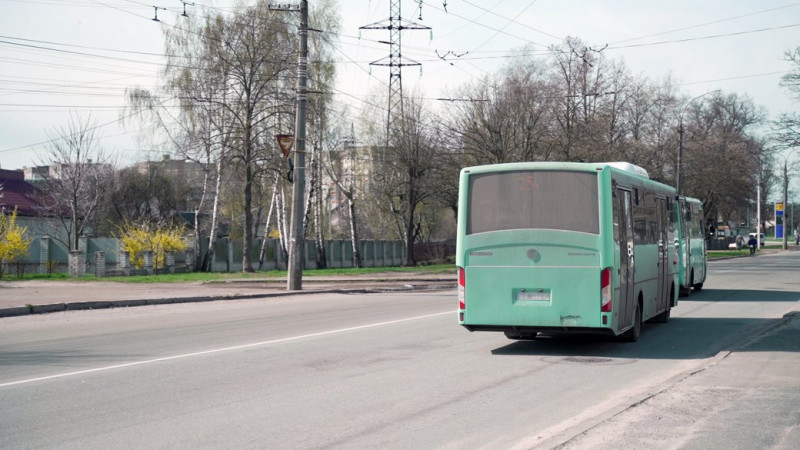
[553,311,800,449]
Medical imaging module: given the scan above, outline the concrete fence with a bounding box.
[2,237,406,278]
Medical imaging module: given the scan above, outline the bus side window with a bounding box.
[668,200,677,233]
[634,218,648,244]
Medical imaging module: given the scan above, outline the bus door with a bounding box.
[615,188,635,329]
[656,197,670,312]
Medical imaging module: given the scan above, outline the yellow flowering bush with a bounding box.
[117,221,186,270]
[0,208,32,278]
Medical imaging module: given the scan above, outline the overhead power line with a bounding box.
[610,1,800,45]
[607,23,800,50]
[0,39,166,66]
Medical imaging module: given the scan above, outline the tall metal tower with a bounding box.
[360,0,430,141]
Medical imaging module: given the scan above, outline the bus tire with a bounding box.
[623,299,642,342]
[693,282,704,292]
[504,331,537,340]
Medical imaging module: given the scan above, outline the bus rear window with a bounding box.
[467,170,599,235]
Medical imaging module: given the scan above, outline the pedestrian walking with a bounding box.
[747,236,757,256]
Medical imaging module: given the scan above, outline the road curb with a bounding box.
[0,283,456,318]
[0,291,331,318]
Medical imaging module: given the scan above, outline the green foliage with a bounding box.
[116,221,187,270]
[0,208,32,278]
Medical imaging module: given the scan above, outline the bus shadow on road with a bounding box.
[491,314,798,360]
[679,288,800,302]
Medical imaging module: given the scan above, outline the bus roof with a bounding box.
[681,196,703,206]
[603,162,649,178]
[461,161,649,178]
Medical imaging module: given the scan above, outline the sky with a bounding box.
[1,0,799,177]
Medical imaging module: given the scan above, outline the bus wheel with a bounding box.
[693,282,704,292]
[624,300,642,342]
[504,331,537,340]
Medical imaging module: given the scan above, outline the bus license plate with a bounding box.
[515,290,550,302]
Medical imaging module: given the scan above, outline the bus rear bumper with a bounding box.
[461,324,617,337]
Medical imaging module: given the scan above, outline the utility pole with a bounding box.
[783,160,789,250]
[757,170,761,250]
[289,0,308,290]
[271,0,307,290]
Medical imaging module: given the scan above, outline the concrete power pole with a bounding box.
[289,0,308,290]
[271,0,308,290]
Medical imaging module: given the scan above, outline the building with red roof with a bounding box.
[0,168,49,217]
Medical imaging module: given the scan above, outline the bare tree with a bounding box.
[622,76,680,183]
[323,126,364,267]
[92,164,183,236]
[445,55,556,166]
[773,48,800,149]
[376,94,442,266]
[38,114,113,252]
[162,3,296,272]
[681,92,767,226]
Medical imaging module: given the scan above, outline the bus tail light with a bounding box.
[458,267,465,310]
[600,267,612,312]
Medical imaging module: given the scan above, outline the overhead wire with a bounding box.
[2,0,794,159]
[0,94,179,153]
[610,1,800,45]
[460,0,560,43]
[607,23,800,50]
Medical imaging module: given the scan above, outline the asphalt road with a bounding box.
[1,252,798,449]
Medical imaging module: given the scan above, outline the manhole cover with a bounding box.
[542,356,636,366]
[562,357,614,364]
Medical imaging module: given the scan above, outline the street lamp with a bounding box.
[677,90,719,201]
[748,145,762,251]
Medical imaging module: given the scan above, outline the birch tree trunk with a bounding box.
[258,176,279,270]
[277,184,289,262]
[348,190,362,268]
[203,159,223,272]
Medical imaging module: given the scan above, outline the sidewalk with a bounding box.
[551,310,800,449]
[0,272,457,318]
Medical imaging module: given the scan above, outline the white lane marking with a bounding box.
[0,310,454,388]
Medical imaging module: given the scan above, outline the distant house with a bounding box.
[133,154,209,209]
[0,168,67,240]
[325,143,380,235]
[0,168,48,217]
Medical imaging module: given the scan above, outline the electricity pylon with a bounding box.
[360,0,430,143]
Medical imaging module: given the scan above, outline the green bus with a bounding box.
[457,162,679,342]
[677,196,707,296]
